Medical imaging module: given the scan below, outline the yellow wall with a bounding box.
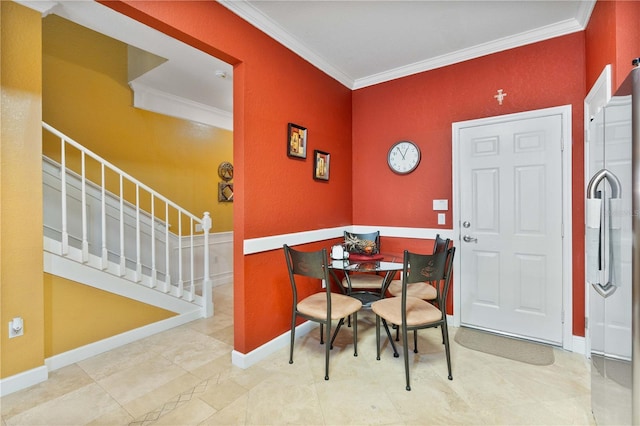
[43,274,174,356]
[1,4,233,380]
[0,1,45,378]
[42,14,234,232]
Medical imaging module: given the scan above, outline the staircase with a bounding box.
[42,122,215,318]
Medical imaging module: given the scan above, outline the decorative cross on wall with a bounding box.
[494,89,507,105]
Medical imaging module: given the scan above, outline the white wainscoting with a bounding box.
[234,226,454,369]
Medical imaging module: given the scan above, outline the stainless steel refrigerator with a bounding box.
[586,64,639,425]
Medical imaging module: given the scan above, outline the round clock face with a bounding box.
[387,141,421,174]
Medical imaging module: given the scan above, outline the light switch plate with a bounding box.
[433,199,448,211]
[438,213,446,225]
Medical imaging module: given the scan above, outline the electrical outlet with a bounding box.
[9,317,24,338]
[438,213,446,225]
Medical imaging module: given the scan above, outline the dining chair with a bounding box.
[342,231,385,291]
[371,246,456,391]
[387,234,450,350]
[283,244,362,380]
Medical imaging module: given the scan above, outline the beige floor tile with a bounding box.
[0,364,94,419]
[86,405,134,425]
[200,392,248,425]
[4,383,119,426]
[316,377,403,425]
[122,373,203,419]
[148,397,216,426]
[197,377,249,411]
[77,340,156,381]
[96,357,189,406]
[188,353,233,380]
[245,377,325,425]
[1,283,597,426]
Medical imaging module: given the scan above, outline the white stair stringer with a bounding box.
[44,236,203,315]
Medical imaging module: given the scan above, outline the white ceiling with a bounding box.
[22,0,596,128]
[220,0,596,89]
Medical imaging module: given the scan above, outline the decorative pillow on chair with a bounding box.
[344,232,379,255]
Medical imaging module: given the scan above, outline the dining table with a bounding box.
[327,251,404,355]
[328,252,403,308]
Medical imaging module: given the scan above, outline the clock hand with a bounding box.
[396,146,406,160]
[400,146,411,160]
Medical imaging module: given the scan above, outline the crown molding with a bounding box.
[218,0,354,88]
[129,81,233,130]
[353,16,588,89]
[219,0,596,91]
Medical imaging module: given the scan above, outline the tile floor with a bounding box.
[1,283,595,425]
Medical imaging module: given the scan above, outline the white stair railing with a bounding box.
[42,122,213,317]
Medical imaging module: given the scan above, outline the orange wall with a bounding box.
[99,1,353,353]
[99,0,636,352]
[353,33,587,335]
[585,0,640,92]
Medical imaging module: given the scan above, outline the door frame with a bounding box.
[451,105,573,351]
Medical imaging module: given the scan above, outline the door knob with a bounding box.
[463,235,477,243]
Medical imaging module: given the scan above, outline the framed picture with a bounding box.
[287,123,307,159]
[313,150,330,181]
[218,182,233,202]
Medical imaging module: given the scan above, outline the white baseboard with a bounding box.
[572,335,586,356]
[0,366,49,398]
[45,310,201,372]
[231,321,316,369]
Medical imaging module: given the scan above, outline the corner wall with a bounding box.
[352,32,587,335]
[0,1,45,379]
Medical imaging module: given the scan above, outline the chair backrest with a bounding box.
[344,231,380,255]
[402,246,456,314]
[438,246,456,311]
[433,234,450,255]
[283,244,331,304]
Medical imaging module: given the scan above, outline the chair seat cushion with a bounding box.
[298,292,362,320]
[342,274,384,289]
[371,296,441,326]
[387,280,437,300]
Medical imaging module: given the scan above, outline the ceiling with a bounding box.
[23,0,596,129]
[220,0,596,89]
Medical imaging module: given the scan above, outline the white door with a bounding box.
[456,110,564,345]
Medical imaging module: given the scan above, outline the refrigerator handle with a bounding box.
[587,168,622,298]
[587,168,621,199]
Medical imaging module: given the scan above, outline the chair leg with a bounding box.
[382,320,399,357]
[352,312,358,357]
[320,323,324,344]
[375,315,381,361]
[442,321,453,380]
[289,313,296,364]
[324,321,331,381]
[330,318,345,349]
[413,329,418,353]
[402,324,411,391]
[395,323,399,341]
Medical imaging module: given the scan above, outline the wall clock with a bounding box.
[387,140,421,174]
